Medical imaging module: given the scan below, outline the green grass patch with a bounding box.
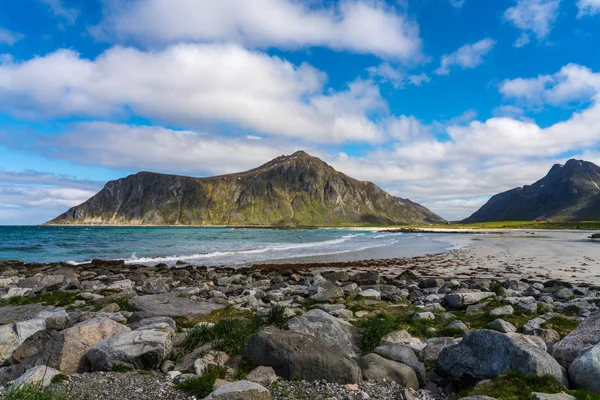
[0,385,71,400]
[174,365,226,398]
[266,304,289,329]
[543,316,580,338]
[490,282,507,297]
[461,370,600,400]
[174,307,255,330]
[355,314,400,353]
[50,374,68,384]
[176,317,259,358]
[0,291,77,308]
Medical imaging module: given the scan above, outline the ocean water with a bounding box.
[0,226,465,266]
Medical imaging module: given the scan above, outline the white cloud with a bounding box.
[577,0,600,17]
[500,63,600,106]
[435,38,496,76]
[367,62,430,88]
[40,0,79,24]
[387,115,431,141]
[0,43,386,143]
[0,28,23,46]
[26,122,300,176]
[94,0,423,61]
[504,0,561,46]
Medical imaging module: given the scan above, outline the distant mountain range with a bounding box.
[464,159,600,223]
[47,151,445,226]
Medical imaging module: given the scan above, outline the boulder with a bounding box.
[374,343,426,386]
[357,353,419,389]
[244,327,362,384]
[487,319,517,333]
[568,343,600,393]
[420,337,458,363]
[0,319,45,365]
[88,328,172,371]
[489,306,514,317]
[204,380,270,400]
[128,317,177,332]
[438,330,567,385]
[445,292,496,309]
[140,278,169,294]
[287,309,361,357]
[8,365,61,391]
[45,317,131,374]
[17,273,77,293]
[352,271,380,285]
[12,330,52,363]
[552,311,597,367]
[358,289,382,299]
[129,293,225,320]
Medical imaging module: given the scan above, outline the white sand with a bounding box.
[423,230,600,285]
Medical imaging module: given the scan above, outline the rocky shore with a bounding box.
[1,255,600,399]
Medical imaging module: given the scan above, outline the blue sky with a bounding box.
[1,0,600,224]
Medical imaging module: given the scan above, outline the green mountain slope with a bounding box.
[46,151,445,226]
[464,159,600,223]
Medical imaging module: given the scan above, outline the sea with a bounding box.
[0,226,470,267]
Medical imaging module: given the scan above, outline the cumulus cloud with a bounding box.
[435,38,496,76]
[0,43,386,143]
[94,0,423,61]
[0,28,23,46]
[504,0,561,46]
[500,63,600,106]
[577,0,600,16]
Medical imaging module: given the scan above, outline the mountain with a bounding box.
[47,151,445,226]
[464,159,600,223]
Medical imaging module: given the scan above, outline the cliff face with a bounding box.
[464,159,600,223]
[47,151,445,226]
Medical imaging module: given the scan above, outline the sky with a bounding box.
[1,0,600,224]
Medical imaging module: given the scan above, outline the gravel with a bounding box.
[51,371,193,400]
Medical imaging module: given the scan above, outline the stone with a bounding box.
[554,288,574,300]
[99,303,120,313]
[568,343,600,393]
[322,271,349,282]
[413,312,435,321]
[129,293,225,319]
[523,317,548,335]
[8,365,61,391]
[382,330,422,345]
[419,278,445,289]
[18,273,77,293]
[358,289,381,299]
[445,292,496,309]
[505,332,547,351]
[3,288,32,299]
[244,327,362,384]
[287,309,361,358]
[438,330,567,385]
[104,279,135,292]
[357,353,419,389]
[420,337,458,363]
[490,305,514,317]
[204,380,270,400]
[246,366,278,386]
[374,343,426,386]
[352,271,380,285]
[36,308,69,330]
[45,317,131,374]
[12,330,52,363]
[487,319,517,333]
[552,311,598,367]
[532,393,575,400]
[330,309,353,320]
[0,319,45,365]
[309,284,344,302]
[446,320,469,333]
[128,316,177,332]
[141,277,169,294]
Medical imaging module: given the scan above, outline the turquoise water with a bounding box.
[0,226,462,266]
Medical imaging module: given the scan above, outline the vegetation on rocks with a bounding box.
[173,365,227,398]
[0,291,77,308]
[0,386,71,400]
[265,304,289,329]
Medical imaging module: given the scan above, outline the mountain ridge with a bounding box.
[47,151,445,226]
[463,158,600,223]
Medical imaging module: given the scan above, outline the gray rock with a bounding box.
[569,343,600,393]
[140,278,169,294]
[554,288,574,300]
[88,328,173,371]
[552,310,596,367]
[0,319,45,365]
[445,292,496,309]
[45,317,131,374]
[309,283,344,302]
[357,353,419,389]
[128,317,177,332]
[12,330,52,364]
[17,273,77,293]
[246,366,278,386]
[374,343,426,386]
[447,320,469,333]
[287,309,361,358]
[129,293,225,319]
[244,327,362,384]
[523,317,548,335]
[413,312,435,321]
[205,380,270,400]
[8,365,61,391]
[420,337,458,363]
[352,271,380,285]
[489,305,514,317]
[487,319,517,333]
[532,393,575,400]
[358,289,382,299]
[438,330,567,385]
